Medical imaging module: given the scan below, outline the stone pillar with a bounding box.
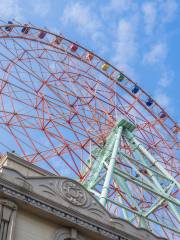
[0,199,17,240]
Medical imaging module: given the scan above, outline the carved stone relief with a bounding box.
[40,179,87,207]
[61,180,87,206]
[0,199,17,240]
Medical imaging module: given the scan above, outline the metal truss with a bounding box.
[83,119,180,237]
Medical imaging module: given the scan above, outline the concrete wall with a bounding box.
[15,209,59,240]
[14,208,92,240]
[0,153,54,177]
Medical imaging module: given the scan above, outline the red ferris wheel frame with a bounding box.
[0,19,179,239]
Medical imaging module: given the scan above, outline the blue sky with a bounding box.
[1,0,179,121]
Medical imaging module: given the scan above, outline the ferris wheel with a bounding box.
[0,19,179,239]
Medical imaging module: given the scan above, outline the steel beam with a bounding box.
[144,182,175,217]
[124,130,180,223]
[125,130,180,189]
[114,167,180,206]
[107,198,179,234]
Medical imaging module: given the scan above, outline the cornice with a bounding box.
[0,178,122,240]
[0,172,166,240]
[0,154,167,240]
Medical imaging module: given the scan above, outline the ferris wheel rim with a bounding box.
[0,19,178,171]
[0,20,178,138]
[0,20,178,174]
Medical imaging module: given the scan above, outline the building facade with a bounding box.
[0,153,165,240]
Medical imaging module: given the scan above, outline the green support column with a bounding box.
[82,118,179,236]
[84,131,116,190]
[125,129,180,223]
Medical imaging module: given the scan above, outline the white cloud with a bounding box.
[155,89,171,109]
[31,0,51,17]
[158,70,174,88]
[159,0,178,23]
[112,17,138,69]
[0,0,23,20]
[61,2,101,40]
[142,1,178,35]
[154,69,173,112]
[143,42,167,65]
[103,0,135,13]
[142,2,157,34]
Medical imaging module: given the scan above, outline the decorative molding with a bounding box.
[0,198,17,240]
[0,167,32,192]
[38,178,109,222]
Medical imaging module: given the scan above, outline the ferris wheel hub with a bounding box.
[117,119,136,132]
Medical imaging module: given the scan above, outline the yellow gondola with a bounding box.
[101,63,109,71]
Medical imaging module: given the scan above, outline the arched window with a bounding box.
[54,227,86,240]
[54,227,78,240]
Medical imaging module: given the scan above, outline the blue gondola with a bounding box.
[132,86,139,94]
[5,21,13,31]
[21,24,30,34]
[146,97,153,107]
[159,111,166,119]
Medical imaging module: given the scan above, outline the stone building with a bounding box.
[0,152,165,240]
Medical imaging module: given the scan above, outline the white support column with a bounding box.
[99,126,122,206]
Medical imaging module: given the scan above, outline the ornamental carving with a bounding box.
[61,180,87,206]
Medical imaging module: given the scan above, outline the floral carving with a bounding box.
[61,180,87,206]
